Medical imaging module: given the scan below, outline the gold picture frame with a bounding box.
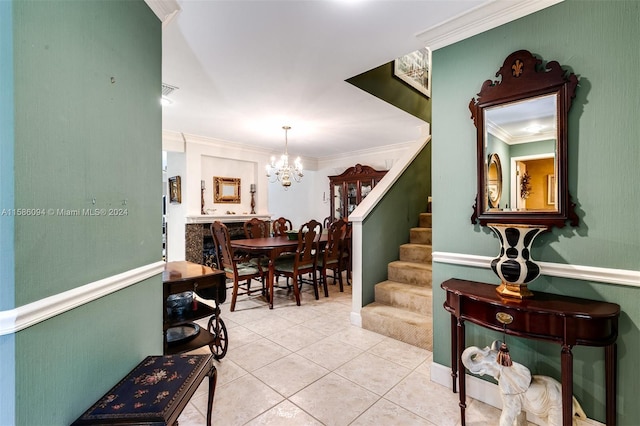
[168,176,181,204]
[214,177,241,203]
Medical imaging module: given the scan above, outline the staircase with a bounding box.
[361,212,433,351]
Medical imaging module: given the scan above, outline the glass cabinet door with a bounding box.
[347,182,358,215]
[333,184,344,219]
[361,179,373,200]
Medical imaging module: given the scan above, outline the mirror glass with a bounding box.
[483,94,557,212]
[486,153,503,209]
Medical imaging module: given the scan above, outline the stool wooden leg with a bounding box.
[206,365,217,426]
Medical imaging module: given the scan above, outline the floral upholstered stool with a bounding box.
[72,353,216,425]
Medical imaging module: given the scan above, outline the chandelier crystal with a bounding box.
[265,126,303,188]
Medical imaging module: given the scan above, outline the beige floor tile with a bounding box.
[265,323,326,352]
[459,398,504,426]
[350,398,435,426]
[253,353,329,397]
[226,337,291,372]
[225,303,271,324]
[271,303,325,323]
[414,356,433,378]
[192,374,284,425]
[243,314,297,337]
[330,325,387,351]
[212,358,248,386]
[289,373,379,426]
[296,335,364,371]
[302,314,352,336]
[368,337,430,370]
[385,371,461,426]
[334,352,411,395]
[177,400,207,426]
[223,324,262,350]
[245,400,324,425]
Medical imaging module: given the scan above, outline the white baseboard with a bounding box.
[430,361,604,426]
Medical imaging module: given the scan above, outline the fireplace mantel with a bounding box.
[186,214,272,224]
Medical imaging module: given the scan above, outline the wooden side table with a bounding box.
[441,278,620,426]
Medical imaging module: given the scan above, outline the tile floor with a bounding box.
[177,278,509,426]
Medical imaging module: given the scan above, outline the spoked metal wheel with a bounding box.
[207,315,228,360]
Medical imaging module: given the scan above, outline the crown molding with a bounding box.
[416,0,564,50]
[144,0,181,28]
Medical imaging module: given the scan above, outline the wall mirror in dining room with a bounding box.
[214,177,241,203]
[469,50,579,229]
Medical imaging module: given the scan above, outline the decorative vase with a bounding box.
[488,224,547,299]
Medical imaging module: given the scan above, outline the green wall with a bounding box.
[347,62,431,123]
[432,1,639,424]
[0,0,16,421]
[1,1,163,424]
[362,143,431,304]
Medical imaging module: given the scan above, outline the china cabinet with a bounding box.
[328,164,386,221]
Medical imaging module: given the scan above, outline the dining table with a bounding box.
[230,234,326,308]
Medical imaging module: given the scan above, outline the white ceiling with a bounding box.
[157,0,559,159]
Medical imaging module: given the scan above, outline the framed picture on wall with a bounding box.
[214,177,241,203]
[393,47,431,98]
[168,176,181,204]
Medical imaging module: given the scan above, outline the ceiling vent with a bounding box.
[162,83,179,96]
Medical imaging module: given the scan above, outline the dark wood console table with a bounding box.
[441,278,620,426]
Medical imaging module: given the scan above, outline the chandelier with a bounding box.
[265,126,303,188]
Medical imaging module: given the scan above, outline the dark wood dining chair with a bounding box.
[211,221,265,312]
[272,217,293,236]
[243,218,269,239]
[340,221,352,285]
[323,216,331,229]
[272,219,322,303]
[242,218,271,273]
[317,218,346,295]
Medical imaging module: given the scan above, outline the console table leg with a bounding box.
[605,343,617,426]
[457,318,466,426]
[451,314,458,393]
[561,344,573,426]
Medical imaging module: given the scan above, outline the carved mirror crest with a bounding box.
[469,50,579,229]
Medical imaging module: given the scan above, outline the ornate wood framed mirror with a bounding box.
[470,50,579,228]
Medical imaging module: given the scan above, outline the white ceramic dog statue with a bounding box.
[461,342,587,426]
